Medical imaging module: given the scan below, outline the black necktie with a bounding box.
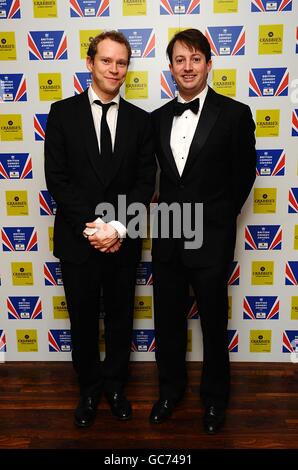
[173,98,200,116]
[94,100,115,160]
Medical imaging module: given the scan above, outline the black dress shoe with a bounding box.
[106,392,132,421]
[74,396,98,428]
[149,399,175,424]
[203,405,225,435]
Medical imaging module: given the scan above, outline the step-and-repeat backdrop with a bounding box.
[0,0,297,362]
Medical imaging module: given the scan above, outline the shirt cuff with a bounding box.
[108,221,127,239]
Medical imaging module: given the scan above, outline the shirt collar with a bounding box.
[177,84,208,104]
[88,85,120,108]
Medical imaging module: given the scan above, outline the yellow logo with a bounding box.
[212,69,236,97]
[123,0,146,15]
[99,331,105,352]
[251,261,274,285]
[142,235,151,251]
[12,262,34,286]
[134,296,152,319]
[228,296,232,319]
[38,73,62,101]
[168,27,190,42]
[33,0,57,17]
[294,226,298,250]
[259,24,283,55]
[125,72,148,100]
[53,296,69,319]
[256,109,280,137]
[250,330,271,353]
[48,226,54,252]
[16,330,38,352]
[187,329,192,352]
[0,32,16,60]
[253,188,276,213]
[291,297,298,320]
[214,0,238,13]
[79,30,102,59]
[6,190,28,216]
[0,114,23,141]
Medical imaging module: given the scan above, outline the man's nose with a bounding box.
[110,62,118,73]
[184,60,193,71]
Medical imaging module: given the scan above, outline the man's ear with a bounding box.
[86,56,93,73]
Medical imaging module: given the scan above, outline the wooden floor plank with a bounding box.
[0,362,297,449]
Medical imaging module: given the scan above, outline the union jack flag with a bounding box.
[228,330,238,352]
[228,262,240,285]
[70,0,109,17]
[288,188,298,213]
[0,331,6,352]
[34,114,48,141]
[292,109,298,136]
[282,330,298,353]
[285,262,298,285]
[251,0,292,12]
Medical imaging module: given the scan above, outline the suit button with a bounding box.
[180,184,185,189]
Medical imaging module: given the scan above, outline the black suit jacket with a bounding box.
[45,89,156,265]
[152,87,257,267]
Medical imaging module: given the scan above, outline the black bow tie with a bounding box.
[173,98,200,116]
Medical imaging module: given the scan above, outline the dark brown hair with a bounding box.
[87,30,132,64]
[166,28,211,64]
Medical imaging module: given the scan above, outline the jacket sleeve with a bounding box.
[44,103,95,236]
[231,104,257,215]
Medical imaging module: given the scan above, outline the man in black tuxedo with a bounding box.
[45,31,155,427]
[150,29,256,434]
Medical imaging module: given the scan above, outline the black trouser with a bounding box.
[153,256,230,408]
[61,252,137,397]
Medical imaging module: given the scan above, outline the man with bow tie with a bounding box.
[150,29,256,434]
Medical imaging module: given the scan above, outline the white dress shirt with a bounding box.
[170,85,208,176]
[84,86,126,239]
[88,85,119,151]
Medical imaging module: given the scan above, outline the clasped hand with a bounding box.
[84,222,122,253]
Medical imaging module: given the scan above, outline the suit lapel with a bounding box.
[182,87,221,178]
[105,97,129,185]
[160,99,181,180]
[80,90,106,185]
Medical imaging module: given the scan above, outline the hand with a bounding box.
[83,219,103,238]
[87,223,119,250]
[103,239,122,253]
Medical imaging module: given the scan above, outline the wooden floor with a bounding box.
[0,361,298,450]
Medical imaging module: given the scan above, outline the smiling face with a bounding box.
[169,40,212,101]
[86,38,129,102]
